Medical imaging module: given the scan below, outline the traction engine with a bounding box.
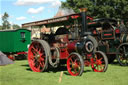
[22,9,108,76]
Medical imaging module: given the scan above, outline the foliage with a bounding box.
[0,25,2,30]
[12,24,21,29]
[2,12,10,30]
[61,0,128,19]
[61,0,94,16]
[0,60,128,85]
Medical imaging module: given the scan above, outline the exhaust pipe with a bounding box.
[80,8,91,36]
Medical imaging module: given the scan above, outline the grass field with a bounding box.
[0,60,128,85]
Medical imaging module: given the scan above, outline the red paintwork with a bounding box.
[93,30,97,35]
[71,14,80,19]
[91,54,105,72]
[84,60,90,66]
[88,22,96,25]
[17,52,27,55]
[8,55,15,61]
[67,54,81,76]
[115,29,120,34]
[104,34,112,36]
[87,16,93,21]
[84,54,93,66]
[87,54,92,57]
[70,14,93,20]
[59,48,69,59]
[83,53,105,72]
[28,41,46,72]
[58,35,77,59]
[67,41,77,52]
[58,40,77,59]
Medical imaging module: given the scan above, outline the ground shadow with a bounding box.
[45,66,93,76]
[21,64,67,72]
[26,68,32,71]
[21,64,93,76]
[21,64,29,67]
[21,64,32,71]
[109,60,121,66]
[45,65,67,73]
[64,70,92,76]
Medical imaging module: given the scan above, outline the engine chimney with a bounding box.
[80,8,89,36]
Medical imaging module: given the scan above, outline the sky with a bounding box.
[0,0,66,26]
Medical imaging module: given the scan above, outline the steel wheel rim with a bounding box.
[49,47,60,67]
[67,54,81,76]
[91,53,105,72]
[28,41,46,72]
[118,44,128,65]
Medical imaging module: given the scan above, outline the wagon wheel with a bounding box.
[117,43,128,66]
[91,51,108,72]
[28,40,49,72]
[49,47,60,68]
[67,53,84,76]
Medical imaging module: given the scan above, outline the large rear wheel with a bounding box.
[28,40,48,72]
[117,43,128,66]
[67,53,84,76]
[91,51,108,72]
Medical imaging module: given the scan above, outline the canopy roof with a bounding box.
[22,13,93,28]
[88,18,118,28]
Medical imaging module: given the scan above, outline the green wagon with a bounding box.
[0,29,31,60]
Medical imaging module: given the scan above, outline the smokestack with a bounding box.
[80,8,88,36]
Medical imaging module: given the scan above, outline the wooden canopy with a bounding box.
[22,13,82,28]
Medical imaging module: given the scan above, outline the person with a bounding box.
[119,20,127,33]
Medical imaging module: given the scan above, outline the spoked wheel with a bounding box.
[67,53,84,76]
[28,40,48,72]
[117,43,128,66]
[91,51,108,72]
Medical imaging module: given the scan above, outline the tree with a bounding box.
[61,0,94,16]
[12,24,21,29]
[0,25,2,30]
[2,12,10,30]
[61,0,128,19]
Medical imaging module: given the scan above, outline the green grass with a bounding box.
[0,60,128,85]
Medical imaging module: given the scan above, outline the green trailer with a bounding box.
[0,29,31,60]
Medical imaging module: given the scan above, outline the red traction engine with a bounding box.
[22,9,108,76]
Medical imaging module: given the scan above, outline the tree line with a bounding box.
[0,12,21,30]
[61,0,128,28]
[61,0,128,19]
[1,0,128,30]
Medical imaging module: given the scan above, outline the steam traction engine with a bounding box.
[88,18,128,66]
[22,9,108,76]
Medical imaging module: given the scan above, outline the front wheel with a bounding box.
[67,53,84,76]
[91,51,108,72]
[116,43,128,66]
